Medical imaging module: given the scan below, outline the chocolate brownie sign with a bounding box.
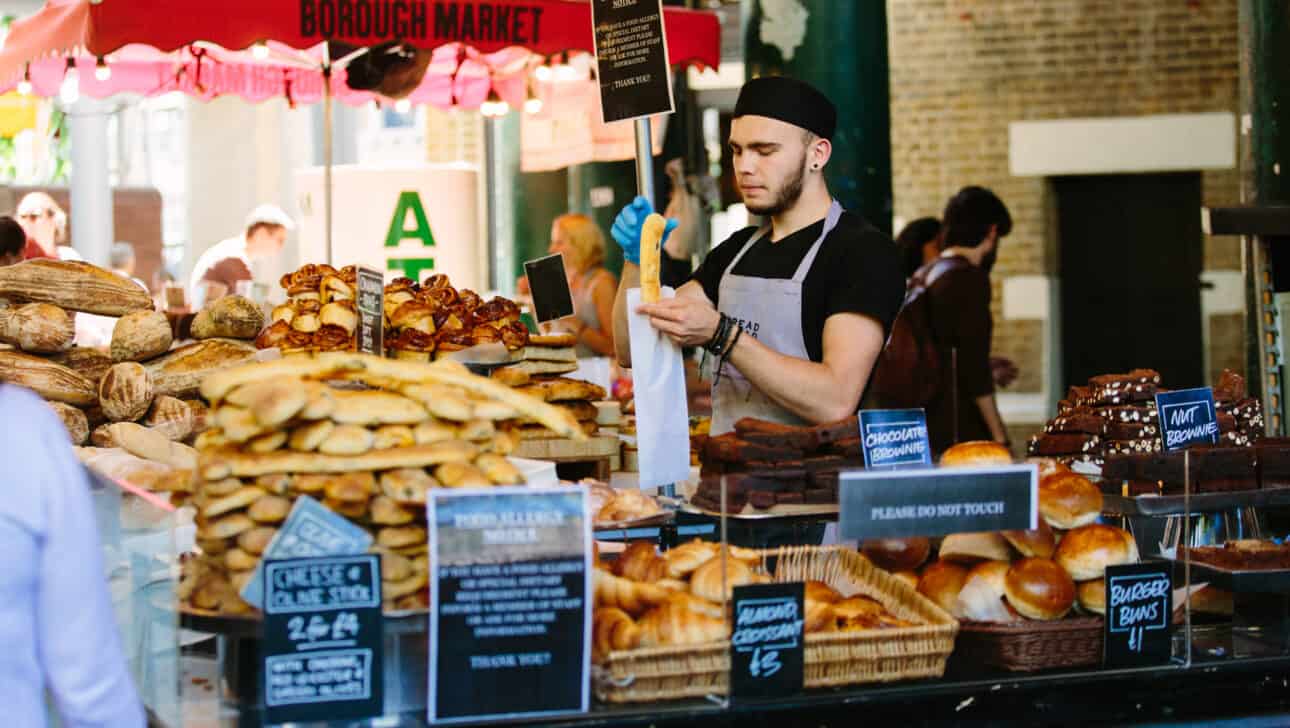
[858,409,931,469]
[837,464,1037,540]
[1155,387,1219,451]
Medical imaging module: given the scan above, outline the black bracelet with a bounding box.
[721,325,743,361]
[705,314,730,354]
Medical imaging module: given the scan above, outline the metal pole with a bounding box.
[323,65,334,266]
[484,115,516,294]
[634,118,654,206]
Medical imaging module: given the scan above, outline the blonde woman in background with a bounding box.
[16,191,82,261]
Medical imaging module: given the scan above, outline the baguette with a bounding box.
[48,401,89,445]
[47,347,113,385]
[639,213,667,304]
[146,339,257,398]
[0,259,152,315]
[191,295,264,340]
[200,439,478,480]
[0,350,97,405]
[98,422,198,471]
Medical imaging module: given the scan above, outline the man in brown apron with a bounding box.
[611,76,905,436]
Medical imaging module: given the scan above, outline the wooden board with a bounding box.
[513,435,620,460]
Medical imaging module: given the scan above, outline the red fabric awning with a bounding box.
[0,0,720,88]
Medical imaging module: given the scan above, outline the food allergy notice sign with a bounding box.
[262,554,383,725]
[591,0,675,123]
[428,486,592,723]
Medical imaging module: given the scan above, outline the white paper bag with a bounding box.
[626,287,692,488]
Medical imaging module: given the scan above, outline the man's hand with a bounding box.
[611,196,677,265]
[637,296,721,348]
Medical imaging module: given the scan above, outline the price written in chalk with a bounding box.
[1104,562,1173,667]
[730,583,804,700]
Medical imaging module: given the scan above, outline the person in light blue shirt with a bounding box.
[0,384,145,727]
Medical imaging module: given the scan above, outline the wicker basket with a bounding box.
[955,616,1103,672]
[594,545,959,703]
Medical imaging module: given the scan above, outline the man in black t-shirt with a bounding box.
[611,76,905,434]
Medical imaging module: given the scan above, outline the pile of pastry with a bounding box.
[592,539,922,661]
[179,352,584,615]
[256,266,531,359]
[501,372,609,440]
[873,442,1137,623]
[586,480,662,525]
[0,260,258,485]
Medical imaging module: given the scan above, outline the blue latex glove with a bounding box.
[610,195,678,265]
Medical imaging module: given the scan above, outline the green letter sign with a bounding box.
[385,191,436,249]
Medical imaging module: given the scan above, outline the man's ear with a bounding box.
[812,137,833,171]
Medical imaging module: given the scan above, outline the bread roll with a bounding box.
[917,560,969,616]
[143,396,194,441]
[938,532,1013,563]
[191,295,264,340]
[99,362,154,422]
[48,347,113,385]
[956,561,1020,622]
[1077,578,1105,616]
[940,440,1012,467]
[97,421,198,471]
[861,537,931,572]
[0,351,97,405]
[238,526,278,555]
[2,303,74,353]
[0,259,153,315]
[1003,557,1075,620]
[1002,520,1057,559]
[380,468,438,505]
[147,339,256,398]
[48,401,89,444]
[226,378,308,427]
[1053,524,1138,581]
[1039,471,1103,530]
[435,461,490,488]
[111,310,172,362]
[1027,457,1071,481]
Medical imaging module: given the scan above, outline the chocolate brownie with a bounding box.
[1213,369,1247,405]
[775,492,805,505]
[809,471,840,490]
[734,418,823,451]
[1096,405,1159,424]
[748,490,778,509]
[827,437,862,457]
[1102,454,1147,482]
[1103,438,1162,457]
[1028,433,1101,456]
[1067,386,1093,407]
[1126,480,1161,496]
[803,455,846,473]
[812,417,859,446]
[1089,369,1161,387]
[1089,380,1157,406]
[1257,441,1290,488]
[1046,411,1104,435]
[703,434,803,463]
[803,488,836,504]
[1103,421,1159,440]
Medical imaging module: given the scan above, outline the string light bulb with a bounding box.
[394,98,412,114]
[252,42,270,60]
[59,59,79,104]
[524,79,542,114]
[16,64,32,95]
[480,89,509,118]
[534,60,553,83]
[94,56,111,82]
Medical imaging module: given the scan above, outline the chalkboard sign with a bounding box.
[591,0,675,123]
[838,465,1038,540]
[524,253,575,323]
[858,409,932,469]
[428,486,592,724]
[262,554,384,725]
[729,582,805,700]
[1104,562,1173,667]
[240,496,374,609]
[356,265,385,356]
[1155,387,1219,451]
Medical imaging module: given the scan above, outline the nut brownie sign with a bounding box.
[299,1,546,44]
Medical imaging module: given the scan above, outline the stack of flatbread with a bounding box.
[493,332,579,378]
[178,351,585,615]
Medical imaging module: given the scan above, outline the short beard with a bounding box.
[745,156,807,217]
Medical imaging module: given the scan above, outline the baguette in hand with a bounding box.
[639,213,667,304]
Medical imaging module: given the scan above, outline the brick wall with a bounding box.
[887,0,1241,433]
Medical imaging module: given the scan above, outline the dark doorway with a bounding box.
[1056,172,1206,392]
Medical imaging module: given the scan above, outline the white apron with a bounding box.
[711,200,844,435]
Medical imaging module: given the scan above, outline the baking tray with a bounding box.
[1168,559,1290,593]
[1102,488,1290,516]
[679,502,838,521]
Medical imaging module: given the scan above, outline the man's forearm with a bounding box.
[612,262,640,367]
[974,393,1008,443]
[725,336,869,424]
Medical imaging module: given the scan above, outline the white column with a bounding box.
[67,97,114,266]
